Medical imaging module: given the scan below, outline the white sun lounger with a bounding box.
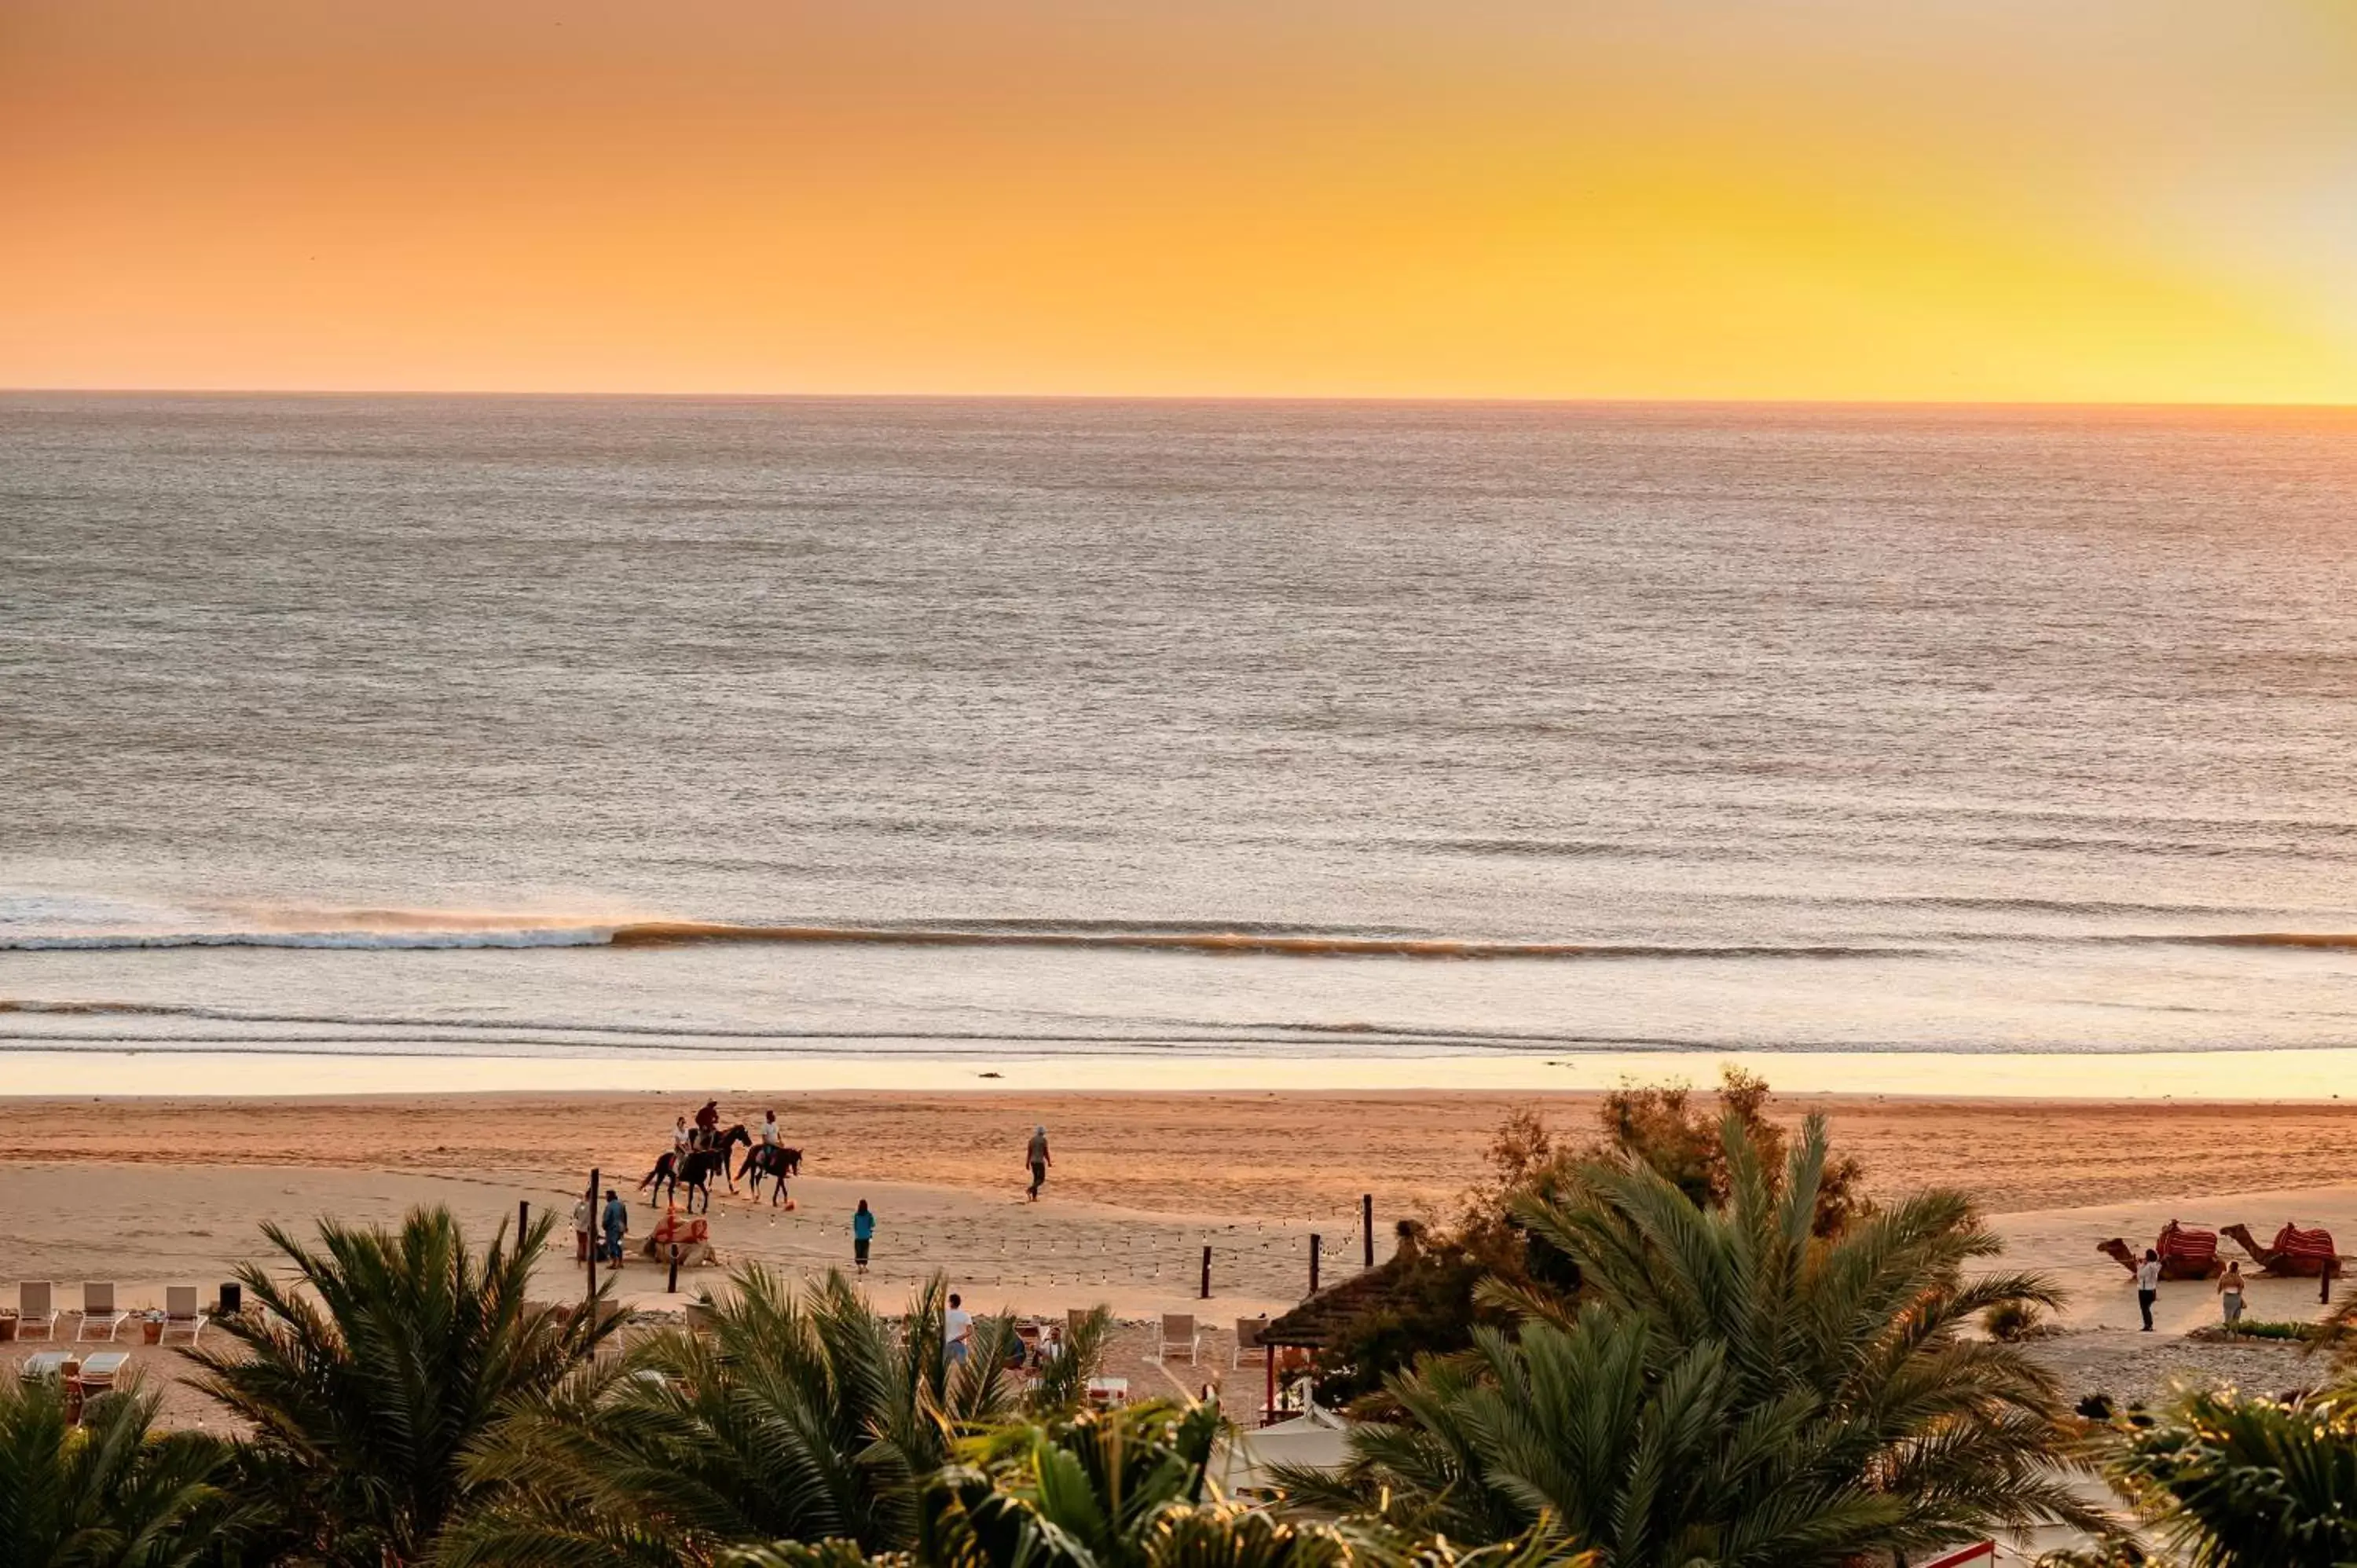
[158,1285,207,1345]
[16,1283,59,1342]
[16,1350,68,1382]
[1158,1312,1201,1364]
[1232,1316,1270,1369]
[77,1283,129,1342]
[76,1350,130,1392]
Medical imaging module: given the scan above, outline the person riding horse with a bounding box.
[738,1140,803,1205]
[641,1122,753,1212]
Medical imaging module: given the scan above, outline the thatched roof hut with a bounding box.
[1259,1219,1428,1350]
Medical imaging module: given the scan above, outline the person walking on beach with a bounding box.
[944,1291,971,1362]
[2217,1261,2247,1326]
[602,1188,630,1266]
[2136,1247,2161,1331]
[572,1193,594,1263]
[852,1199,874,1274]
[1025,1124,1051,1201]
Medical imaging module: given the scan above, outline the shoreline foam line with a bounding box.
[12,920,2357,958]
[601,922,1921,958]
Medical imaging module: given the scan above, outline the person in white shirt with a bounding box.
[944,1292,972,1362]
[2136,1249,2162,1331]
[761,1112,780,1148]
[673,1117,693,1156]
[572,1196,593,1263]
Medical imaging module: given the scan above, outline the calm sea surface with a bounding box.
[6,394,2357,1075]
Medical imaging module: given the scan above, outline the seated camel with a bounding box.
[2222,1222,2347,1277]
[2098,1225,2223,1281]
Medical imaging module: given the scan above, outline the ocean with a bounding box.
[7,394,2357,1089]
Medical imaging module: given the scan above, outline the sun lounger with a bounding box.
[16,1350,68,1382]
[76,1283,129,1342]
[1067,1306,1092,1340]
[1085,1376,1129,1409]
[75,1350,130,1393]
[1158,1313,1201,1363]
[158,1286,207,1345]
[1232,1316,1270,1369]
[16,1283,59,1342]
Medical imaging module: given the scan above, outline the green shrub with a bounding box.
[1986,1299,2049,1342]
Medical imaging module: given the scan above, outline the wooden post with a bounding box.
[1200,1245,1212,1300]
[1309,1233,1321,1295]
[1362,1195,1374,1268]
[585,1167,601,1300]
[667,1244,682,1295]
[519,1200,530,1240]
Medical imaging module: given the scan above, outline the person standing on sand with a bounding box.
[1025,1124,1051,1201]
[944,1292,971,1362]
[572,1194,593,1263]
[852,1200,874,1274]
[2136,1247,2161,1331]
[602,1188,629,1266]
[2217,1261,2247,1325]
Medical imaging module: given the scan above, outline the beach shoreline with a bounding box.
[12,1046,2357,1101]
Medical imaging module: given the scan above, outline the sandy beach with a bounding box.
[5,1087,2355,1432]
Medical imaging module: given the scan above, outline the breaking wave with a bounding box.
[0,916,1927,961]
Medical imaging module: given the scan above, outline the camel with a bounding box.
[2098,1233,2223,1281]
[2222,1222,2347,1277]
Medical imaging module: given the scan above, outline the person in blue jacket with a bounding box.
[852,1199,875,1274]
[601,1188,630,1266]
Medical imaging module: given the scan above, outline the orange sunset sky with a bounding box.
[5,0,2355,401]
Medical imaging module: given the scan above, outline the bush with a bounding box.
[2186,1317,2317,1343]
[1986,1299,2049,1342]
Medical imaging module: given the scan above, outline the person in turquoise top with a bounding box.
[852,1200,875,1274]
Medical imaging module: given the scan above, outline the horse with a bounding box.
[738,1144,804,1204]
[641,1125,752,1212]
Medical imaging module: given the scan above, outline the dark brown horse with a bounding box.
[640,1125,751,1211]
[737,1143,803,1204]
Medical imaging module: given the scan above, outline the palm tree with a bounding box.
[0,1376,238,1568]
[735,1399,1586,1568]
[1285,1114,2100,1566]
[185,1203,612,1568]
[2111,1387,2357,1566]
[443,1269,1047,1567]
[1021,1306,1112,1418]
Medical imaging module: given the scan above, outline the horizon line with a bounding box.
[6,387,2357,414]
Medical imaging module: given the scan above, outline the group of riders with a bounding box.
[639,1098,803,1213]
